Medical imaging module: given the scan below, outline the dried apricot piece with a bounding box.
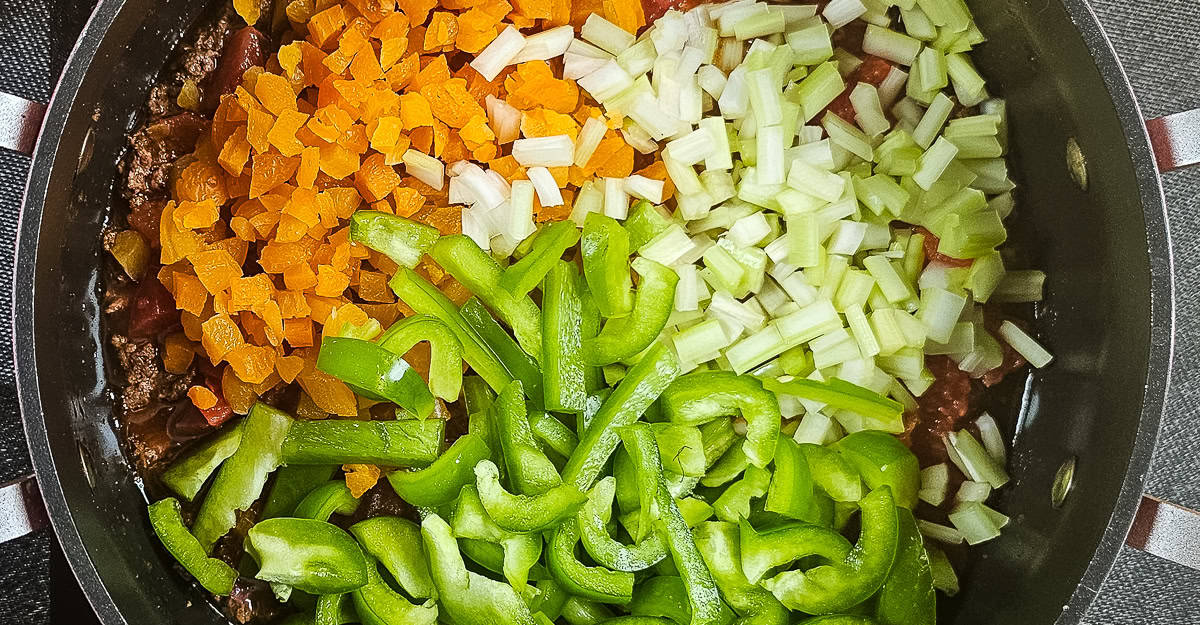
[424,12,459,50]
[355,152,402,202]
[268,109,310,157]
[201,314,245,364]
[343,464,381,498]
[399,92,434,129]
[189,248,244,293]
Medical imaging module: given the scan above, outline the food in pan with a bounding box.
[101,0,1052,622]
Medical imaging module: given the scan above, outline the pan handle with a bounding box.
[1126,495,1200,571]
[1146,108,1200,173]
[0,91,46,156]
[0,475,49,544]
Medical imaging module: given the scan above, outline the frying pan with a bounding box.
[1,0,1196,623]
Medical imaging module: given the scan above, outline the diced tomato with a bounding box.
[901,356,974,466]
[198,380,234,427]
[128,277,180,339]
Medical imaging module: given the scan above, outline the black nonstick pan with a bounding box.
[2,0,1196,623]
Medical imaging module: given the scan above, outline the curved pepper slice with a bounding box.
[693,521,788,625]
[501,220,583,297]
[421,514,538,625]
[563,342,681,491]
[281,418,443,467]
[245,517,369,595]
[317,336,435,419]
[261,465,338,520]
[581,212,634,319]
[617,424,662,542]
[461,297,546,407]
[475,460,586,532]
[349,210,439,269]
[796,617,880,625]
[148,498,238,595]
[578,477,668,572]
[541,260,588,413]
[376,314,464,403]
[661,371,781,468]
[430,234,543,359]
[388,433,491,507]
[493,380,561,495]
[761,377,903,431]
[561,596,617,624]
[762,487,900,614]
[797,443,864,503]
[629,576,736,625]
[193,402,292,552]
[712,465,770,523]
[874,508,936,625]
[530,411,579,459]
[738,519,853,585]
[349,516,436,600]
[161,420,243,502]
[547,516,635,604]
[832,431,921,510]
[452,485,544,590]
[765,437,815,520]
[294,481,360,521]
[352,556,439,625]
[584,258,679,366]
[653,476,725,625]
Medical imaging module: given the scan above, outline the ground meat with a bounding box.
[111,334,192,413]
[203,27,270,111]
[346,480,417,526]
[226,578,287,625]
[123,112,208,212]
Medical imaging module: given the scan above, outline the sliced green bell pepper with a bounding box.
[493,380,561,495]
[451,485,544,590]
[617,424,663,542]
[315,593,356,625]
[762,487,900,614]
[348,210,439,269]
[193,402,292,552]
[501,220,582,296]
[376,314,463,403]
[584,258,679,366]
[387,432,490,507]
[245,517,368,595]
[542,260,588,412]
[693,521,788,625]
[530,578,570,620]
[281,418,442,467]
[530,411,579,459]
[652,423,707,478]
[875,508,936,625]
[738,519,853,585]
[796,617,879,625]
[699,418,737,471]
[421,514,538,625]
[161,420,243,502]
[701,444,750,489]
[761,377,903,432]
[561,596,617,625]
[389,267,512,392]
[474,459,586,532]
[261,465,337,520]
[581,212,634,319]
[712,465,771,523]
[578,476,668,572]
[626,200,675,249]
[148,498,238,595]
[461,297,545,407]
[765,437,815,520]
[832,431,921,510]
[563,342,681,491]
[630,575,736,625]
[317,336,435,419]
[580,293,605,392]
[798,443,864,502]
[547,516,635,604]
[430,235,543,359]
[348,516,436,600]
[352,557,439,625]
[653,477,724,625]
[294,481,360,521]
[661,371,781,469]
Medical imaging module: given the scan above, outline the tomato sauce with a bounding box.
[825,55,895,123]
[913,225,973,268]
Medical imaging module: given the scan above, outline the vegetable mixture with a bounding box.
[103,0,1055,623]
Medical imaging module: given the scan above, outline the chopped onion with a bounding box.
[471,26,526,82]
[945,429,1010,488]
[582,13,635,56]
[862,24,923,65]
[697,65,728,100]
[603,177,629,220]
[514,25,574,63]
[640,224,692,266]
[564,52,610,80]
[955,480,993,504]
[573,116,608,167]
[570,179,603,226]
[506,181,536,242]
[666,127,717,167]
[849,83,891,137]
[623,175,665,203]
[917,519,964,544]
[512,135,575,167]
[578,59,634,102]
[620,121,660,155]
[485,95,522,145]
[401,149,445,190]
[877,66,909,109]
[919,463,949,506]
[823,0,868,28]
[975,413,1007,465]
[527,167,564,207]
[997,320,1054,368]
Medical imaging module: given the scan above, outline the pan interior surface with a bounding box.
[13,1,1170,625]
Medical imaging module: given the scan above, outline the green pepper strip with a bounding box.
[193,402,292,552]
[761,377,903,424]
[630,576,736,625]
[762,487,900,614]
[315,593,356,625]
[349,516,436,600]
[387,433,491,507]
[317,336,435,419]
[501,220,583,296]
[530,411,579,459]
[375,314,463,403]
[796,617,879,625]
[420,514,538,625]
[581,212,634,319]
[460,296,546,406]
[583,258,679,366]
[652,423,706,478]
[457,538,550,584]
[562,342,681,491]
[352,557,438,625]
[474,459,586,532]
[430,235,543,359]
[542,260,588,412]
[531,578,570,621]
[617,424,662,542]
[578,477,668,572]
[580,293,605,392]
[561,596,616,625]
[765,437,815,520]
[294,481,360,521]
[547,516,635,604]
[874,508,936,625]
[701,444,749,489]
[452,485,544,590]
[147,498,238,595]
[281,418,442,467]
[699,419,737,471]
[389,267,512,392]
[712,465,771,523]
[493,380,561,495]
[738,519,853,585]
[797,443,864,503]
[626,200,675,249]
[832,431,921,510]
[603,618,676,625]
[661,371,781,469]
[261,465,337,520]
[653,476,724,625]
[348,210,439,269]
[693,521,788,625]
[245,517,368,595]
[161,420,243,502]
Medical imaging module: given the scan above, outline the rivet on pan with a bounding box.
[1051,456,1076,508]
[1066,138,1087,190]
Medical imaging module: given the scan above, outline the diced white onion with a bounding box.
[514,25,574,63]
[512,135,575,167]
[582,14,635,56]
[603,177,629,220]
[623,175,665,204]
[573,117,608,167]
[485,95,522,145]
[471,27,526,82]
[527,167,563,207]
[401,149,445,190]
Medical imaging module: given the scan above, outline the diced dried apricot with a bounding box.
[397,0,437,27]
[276,353,305,384]
[284,317,315,347]
[173,272,209,317]
[227,343,277,384]
[343,463,381,498]
[201,314,244,364]
[424,12,459,50]
[391,186,426,217]
[409,55,450,92]
[603,0,646,34]
[229,274,275,311]
[520,108,580,139]
[189,248,243,293]
[188,385,219,411]
[250,152,301,198]
[308,5,347,49]
[504,61,579,113]
[268,109,310,157]
[318,142,361,179]
[315,264,351,297]
[422,78,483,128]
